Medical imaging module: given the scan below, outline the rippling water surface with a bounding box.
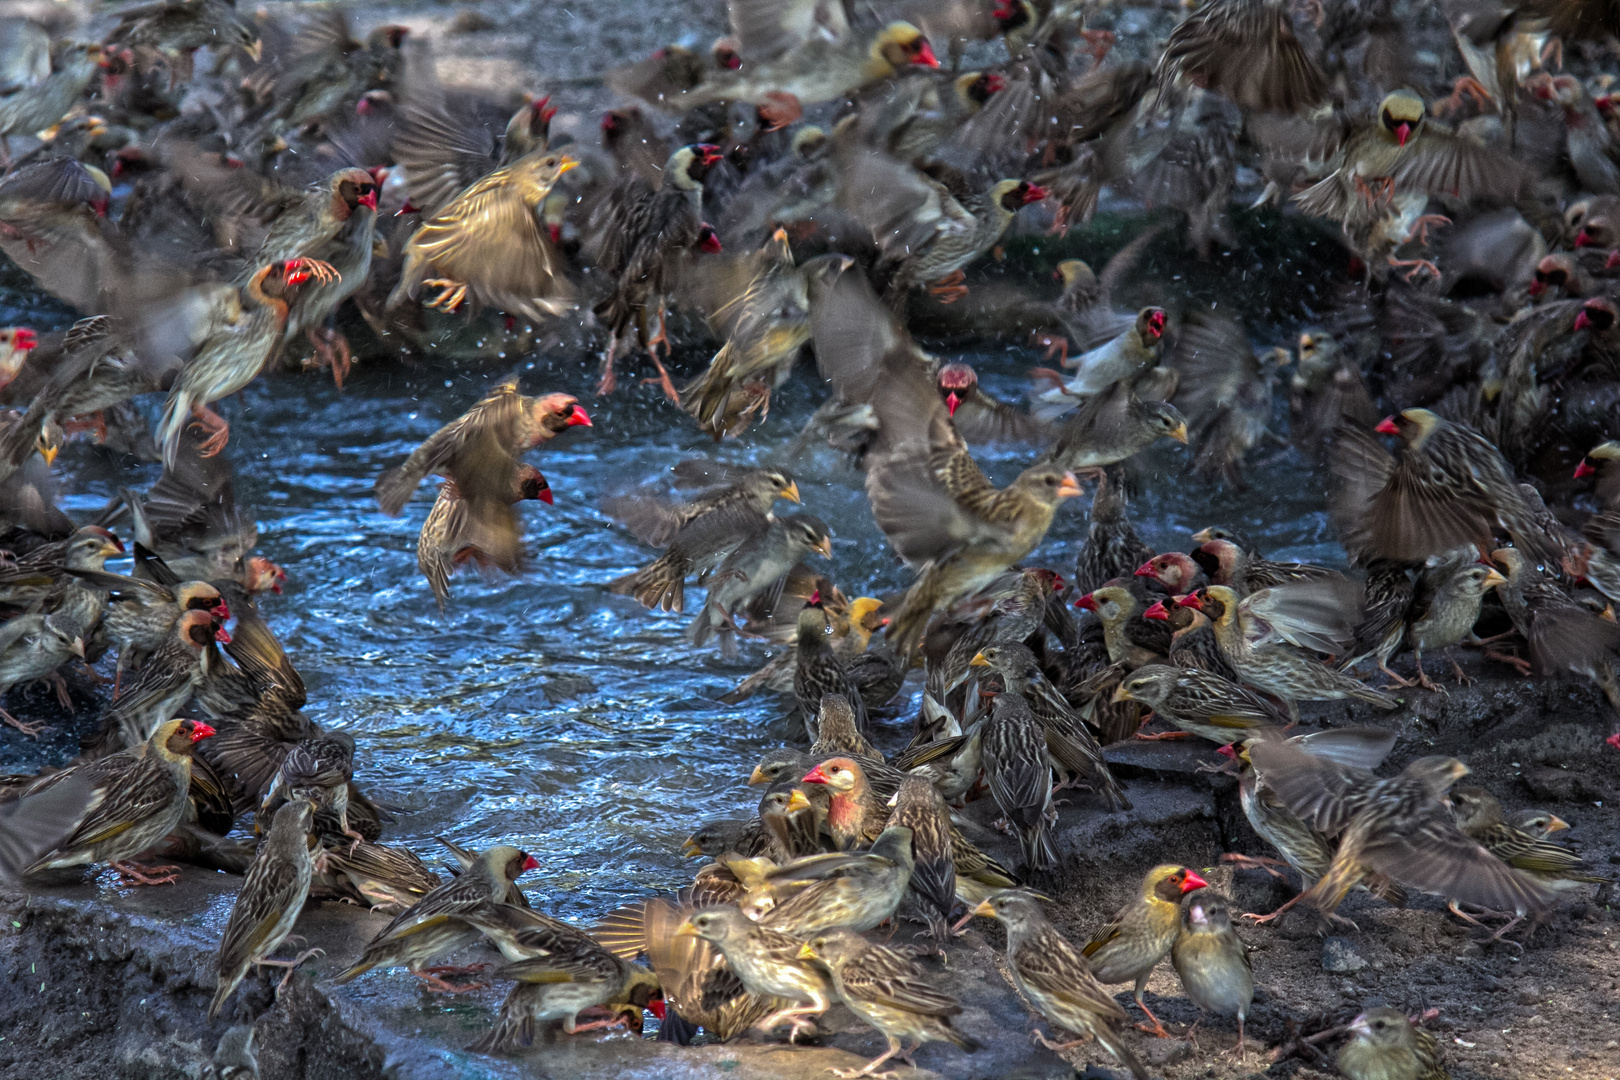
[3,278,1343,920]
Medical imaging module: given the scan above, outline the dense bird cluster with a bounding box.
[1,0,1619,1074]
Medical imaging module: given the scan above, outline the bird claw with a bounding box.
[1404,214,1451,246]
[1032,1029,1088,1052]
[304,328,353,390]
[1354,175,1395,207]
[109,860,181,886]
[1437,75,1493,116]
[421,278,468,312]
[0,706,46,737]
[1484,650,1534,676]
[187,404,231,457]
[1221,853,1291,880]
[291,258,340,285]
[1031,332,1070,365]
[1387,257,1440,283]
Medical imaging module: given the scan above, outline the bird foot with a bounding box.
[1031,333,1070,365]
[1353,175,1395,208]
[757,91,803,130]
[292,258,341,285]
[304,328,353,391]
[1387,256,1440,283]
[1221,853,1291,880]
[1032,1029,1088,1052]
[420,279,468,312]
[1133,730,1192,740]
[1437,75,1494,116]
[927,272,968,304]
[0,706,46,737]
[109,860,181,886]
[1404,214,1451,246]
[1449,660,1474,686]
[48,671,75,710]
[410,967,489,994]
[1136,1019,1173,1038]
[1484,650,1533,675]
[260,947,326,992]
[642,350,681,404]
[188,404,231,457]
[568,1013,635,1035]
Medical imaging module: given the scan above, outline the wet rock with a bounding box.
[1321,937,1369,973]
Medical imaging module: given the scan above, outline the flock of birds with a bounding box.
[3,0,1620,1075]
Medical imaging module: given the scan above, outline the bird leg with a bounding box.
[1031,332,1070,365]
[1408,650,1444,693]
[1376,659,1417,689]
[1221,852,1292,881]
[1353,175,1395,207]
[1133,991,1172,1038]
[1387,256,1441,283]
[420,279,469,313]
[926,269,969,304]
[188,403,232,457]
[1438,75,1494,115]
[1449,659,1474,686]
[410,965,490,993]
[757,1003,822,1043]
[1134,729,1192,740]
[1404,213,1451,246]
[257,947,326,992]
[0,706,45,737]
[829,1035,907,1078]
[109,860,182,886]
[1484,649,1533,675]
[756,91,803,131]
[565,1012,636,1034]
[597,331,620,396]
[304,328,353,391]
[1542,38,1563,70]
[1237,890,1307,924]
[48,670,74,709]
[641,304,682,403]
[1446,900,1526,948]
[1031,1028,1090,1052]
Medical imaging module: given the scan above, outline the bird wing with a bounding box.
[836,946,962,1016]
[0,769,97,883]
[1245,737,1375,837]
[807,261,913,404]
[728,0,850,62]
[1391,126,1525,204]
[62,753,179,849]
[837,150,974,268]
[1020,936,1128,1021]
[217,845,309,969]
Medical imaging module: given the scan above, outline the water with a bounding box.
[2,272,1344,923]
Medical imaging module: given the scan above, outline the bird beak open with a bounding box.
[969,651,990,667]
[945,391,961,417]
[746,765,771,786]
[1575,458,1597,478]
[1074,593,1097,611]
[1375,416,1400,435]
[786,789,813,813]
[1181,869,1209,892]
[782,482,801,504]
[1057,471,1082,498]
[190,721,217,742]
[814,536,833,558]
[801,765,830,785]
[1142,601,1169,621]
[680,837,704,858]
[1111,684,1133,703]
[1394,121,1410,146]
[796,943,818,960]
[566,406,592,427]
[1168,422,1188,445]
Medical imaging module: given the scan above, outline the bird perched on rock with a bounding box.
[962,892,1150,1079]
[1449,785,1614,893]
[797,927,980,1074]
[1336,1007,1450,1080]
[678,906,833,1044]
[11,717,215,884]
[1083,864,1209,1037]
[1112,664,1286,744]
[1170,894,1253,1055]
[209,798,320,1021]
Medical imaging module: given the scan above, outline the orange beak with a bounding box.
[802,765,830,785]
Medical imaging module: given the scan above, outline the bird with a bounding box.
[416,464,553,610]
[1449,785,1614,892]
[258,731,361,850]
[961,891,1150,1079]
[12,717,215,885]
[980,690,1055,872]
[1170,894,1253,1055]
[1083,864,1209,1037]
[333,844,539,992]
[796,927,980,1075]
[389,151,578,324]
[1156,0,1327,113]
[209,798,320,1021]
[89,607,226,753]
[1336,1007,1450,1080]
[1112,664,1286,745]
[0,612,86,736]
[677,906,833,1044]
[793,606,868,734]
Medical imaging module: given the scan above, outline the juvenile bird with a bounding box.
[1170,894,1253,1055]
[1336,1007,1450,1080]
[678,907,833,1044]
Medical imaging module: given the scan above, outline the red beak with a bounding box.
[358,189,378,210]
[1528,279,1546,296]
[699,229,723,254]
[536,486,555,505]
[1175,593,1203,611]
[1576,459,1598,479]
[1143,600,1169,621]
[214,626,232,644]
[212,602,231,621]
[1576,230,1594,247]
[945,391,961,416]
[548,223,562,245]
[1023,183,1048,204]
[521,855,540,872]
[566,407,592,427]
[395,200,418,217]
[1181,870,1209,892]
[913,40,940,68]
[1134,559,1157,578]
[189,721,217,742]
[648,996,668,1020]
[802,765,830,785]
[1075,593,1097,611]
[1576,311,1594,331]
[13,329,37,350]
[1608,733,1620,750]
[1394,121,1411,147]
[1607,250,1620,270]
[1375,416,1400,435]
[1215,744,1237,760]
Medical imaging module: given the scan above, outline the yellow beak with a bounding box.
[680,837,704,858]
[785,789,812,813]
[243,40,263,62]
[1111,684,1133,703]
[558,156,579,174]
[1168,422,1189,445]
[747,765,771,786]
[781,481,801,504]
[69,637,86,658]
[1482,568,1508,589]
[1056,471,1083,498]
[37,440,58,467]
[814,536,833,559]
[1542,815,1571,834]
[970,900,996,918]
[674,921,698,938]
[969,651,990,667]
[796,943,817,960]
